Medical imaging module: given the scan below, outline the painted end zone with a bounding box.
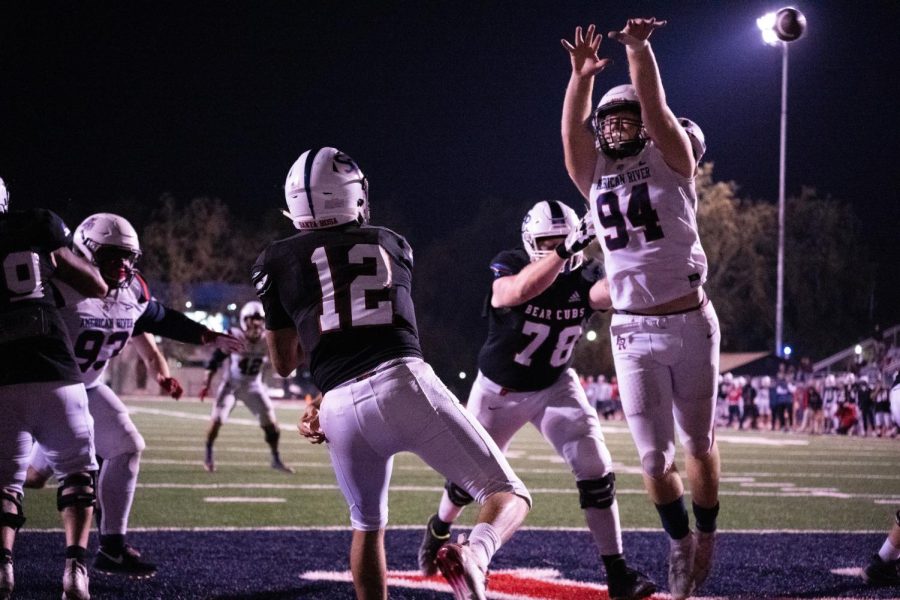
[9,529,897,599]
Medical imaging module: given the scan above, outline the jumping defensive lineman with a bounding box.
[418,200,655,600]
[253,147,531,600]
[200,300,293,474]
[562,19,722,600]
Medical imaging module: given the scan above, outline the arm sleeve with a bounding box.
[251,248,293,330]
[134,299,209,343]
[206,349,228,372]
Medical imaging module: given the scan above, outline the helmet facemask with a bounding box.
[89,242,142,288]
[592,107,647,159]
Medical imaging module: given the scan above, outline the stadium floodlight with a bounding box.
[783,345,793,358]
[458,371,467,380]
[757,7,806,357]
[586,330,598,342]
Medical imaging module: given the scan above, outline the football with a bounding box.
[774,7,806,42]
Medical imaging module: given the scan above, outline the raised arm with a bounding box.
[52,246,108,298]
[560,25,610,199]
[609,18,694,178]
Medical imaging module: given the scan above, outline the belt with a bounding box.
[615,295,709,317]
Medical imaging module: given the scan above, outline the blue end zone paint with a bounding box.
[9,530,897,599]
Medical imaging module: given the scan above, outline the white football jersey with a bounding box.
[221,327,269,385]
[589,142,708,311]
[55,276,150,389]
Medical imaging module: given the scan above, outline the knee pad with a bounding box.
[57,471,97,511]
[444,481,474,508]
[0,491,26,531]
[263,424,280,445]
[577,473,616,510]
[641,450,673,480]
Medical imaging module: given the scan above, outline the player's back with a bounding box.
[0,209,81,384]
[254,223,422,393]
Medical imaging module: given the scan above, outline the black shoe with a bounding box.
[271,457,295,474]
[93,545,157,578]
[418,514,451,576]
[608,566,657,600]
[863,554,900,586]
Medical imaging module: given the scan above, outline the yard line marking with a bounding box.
[204,497,287,503]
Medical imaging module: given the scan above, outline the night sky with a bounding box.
[3,2,899,323]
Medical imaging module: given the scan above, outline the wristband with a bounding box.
[555,244,572,260]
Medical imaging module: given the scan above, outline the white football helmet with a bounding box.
[74,213,142,288]
[284,147,369,230]
[521,200,583,271]
[0,177,8,213]
[825,374,836,387]
[592,84,648,159]
[678,117,706,163]
[722,372,734,384]
[239,301,265,327]
[761,376,772,387]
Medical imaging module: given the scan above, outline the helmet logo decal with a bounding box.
[304,147,323,219]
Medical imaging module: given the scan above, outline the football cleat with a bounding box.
[692,530,716,589]
[436,536,487,600]
[271,457,295,474]
[62,558,90,600]
[0,555,13,600]
[204,447,215,473]
[93,545,157,578]
[862,554,900,586]
[667,532,696,600]
[607,565,657,600]
[418,514,451,576]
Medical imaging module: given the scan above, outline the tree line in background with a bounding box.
[94,163,877,383]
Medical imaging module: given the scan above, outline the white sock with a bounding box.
[585,501,624,556]
[437,492,466,524]
[879,538,900,562]
[467,523,501,570]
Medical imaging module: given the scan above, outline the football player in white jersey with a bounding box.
[561,19,721,600]
[418,200,656,600]
[24,213,243,579]
[199,301,294,473]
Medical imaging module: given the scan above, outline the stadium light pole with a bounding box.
[757,7,806,358]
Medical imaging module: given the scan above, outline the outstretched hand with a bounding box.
[202,330,245,354]
[157,375,184,400]
[561,24,611,78]
[609,17,667,48]
[557,213,597,259]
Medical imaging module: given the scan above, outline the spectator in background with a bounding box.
[873,372,893,438]
[822,374,841,434]
[806,382,824,435]
[772,374,793,432]
[755,376,772,430]
[725,379,742,429]
[889,371,900,438]
[740,377,758,430]
[857,375,876,437]
[792,383,808,433]
[835,399,859,435]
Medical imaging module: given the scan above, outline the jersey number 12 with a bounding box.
[312,244,394,332]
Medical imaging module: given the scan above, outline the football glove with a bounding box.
[158,376,184,400]
[556,214,596,259]
[298,404,327,445]
[198,385,209,402]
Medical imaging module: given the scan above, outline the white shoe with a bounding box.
[692,530,716,589]
[668,532,696,600]
[62,558,90,600]
[435,535,487,600]
[0,558,13,600]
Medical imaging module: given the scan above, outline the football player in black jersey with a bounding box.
[0,177,107,600]
[418,200,656,600]
[252,148,532,600]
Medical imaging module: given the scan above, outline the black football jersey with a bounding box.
[477,248,602,391]
[0,209,82,384]
[252,223,423,393]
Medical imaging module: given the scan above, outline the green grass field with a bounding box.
[23,397,900,533]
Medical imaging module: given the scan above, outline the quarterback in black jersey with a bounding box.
[0,178,107,600]
[419,201,656,600]
[253,147,530,600]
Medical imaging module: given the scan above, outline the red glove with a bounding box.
[199,385,209,402]
[158,376,184,400]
